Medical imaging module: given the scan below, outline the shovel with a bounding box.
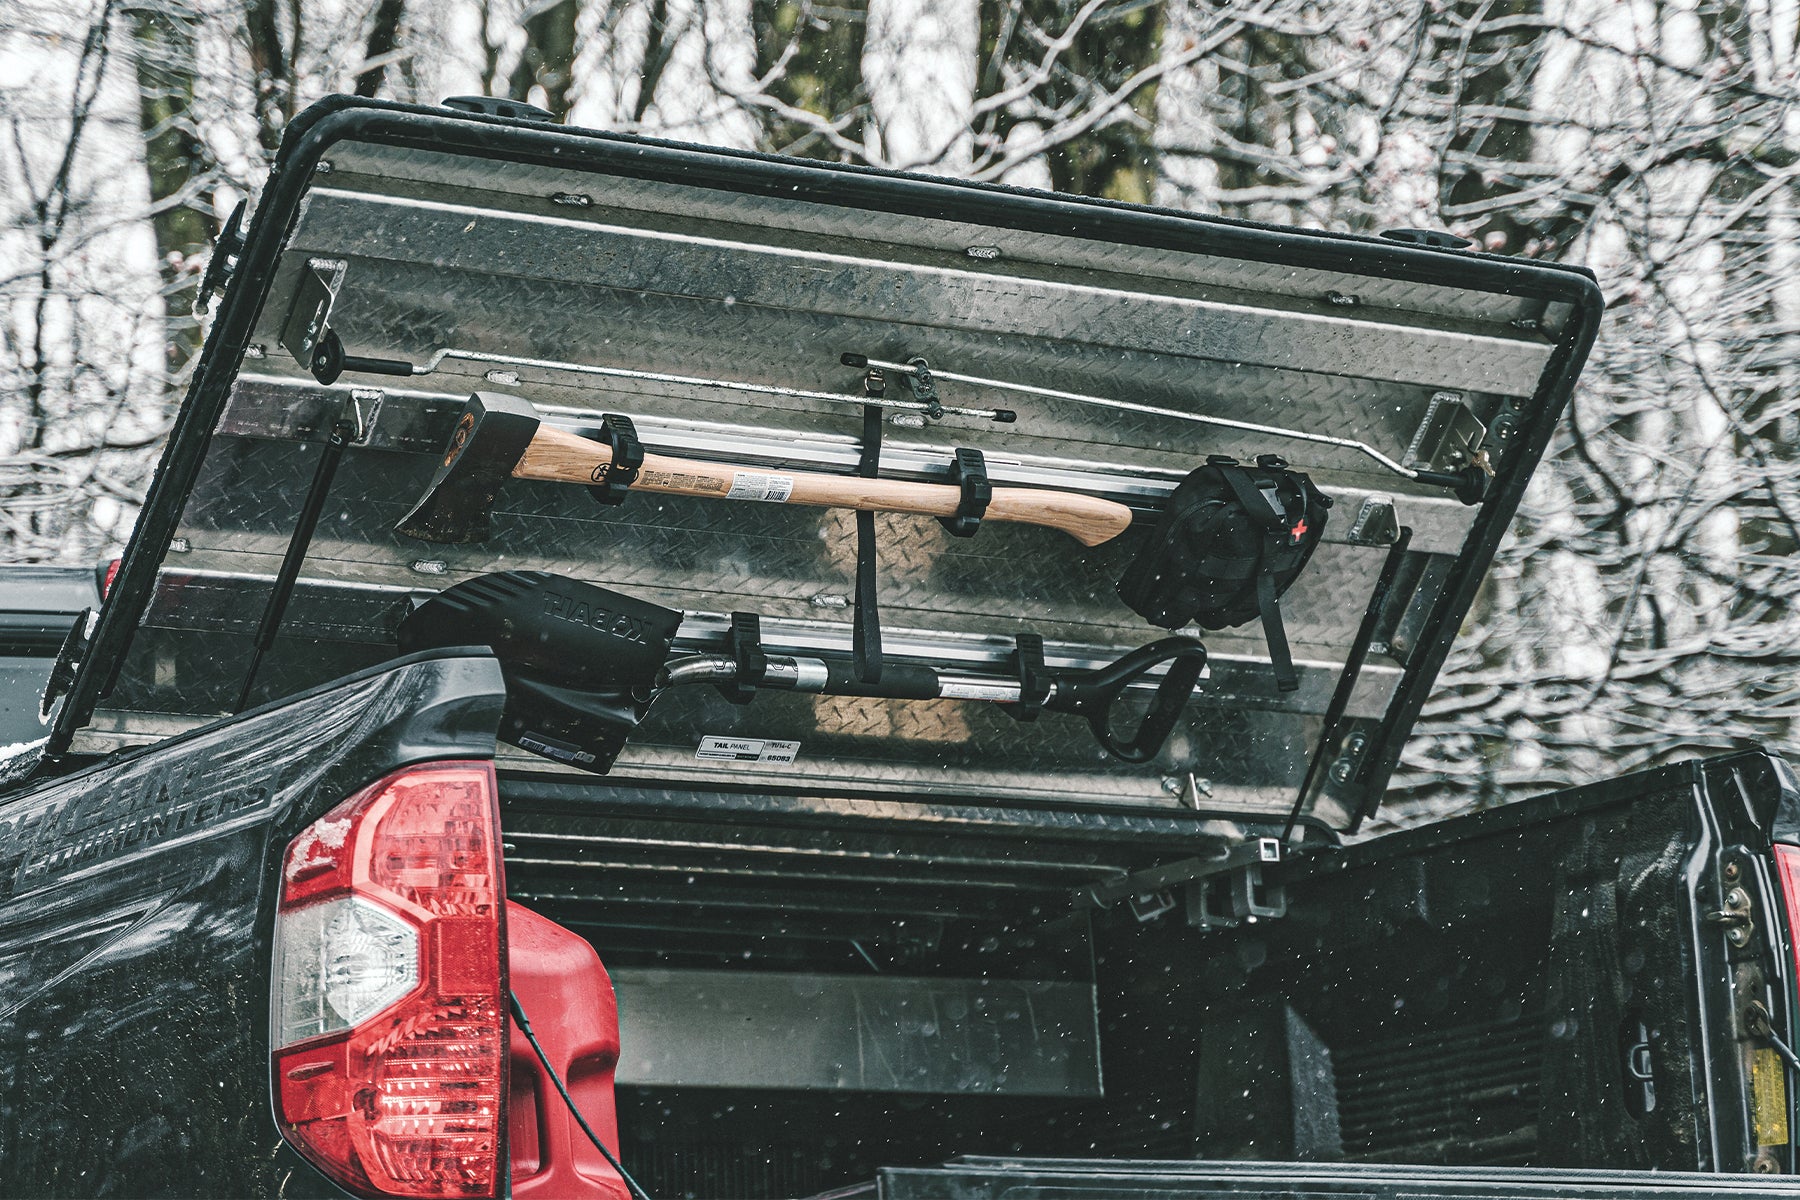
[397,571,1206,773]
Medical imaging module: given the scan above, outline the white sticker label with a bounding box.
[936,681,1020,702]
[726,472,794,503]
[696,736,801,764]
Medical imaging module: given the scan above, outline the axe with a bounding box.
[396,392,1134,546]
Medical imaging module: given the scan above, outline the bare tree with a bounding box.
[242,0,298,152]
[356,0,410,98]
[126,0,217,373]
[510,0,582,117]
[8,0,1800,832]
[0,0,172,561]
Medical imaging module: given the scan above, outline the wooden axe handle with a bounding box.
[517,423,1134,547]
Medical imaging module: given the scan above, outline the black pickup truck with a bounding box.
[2,96,1797,1200]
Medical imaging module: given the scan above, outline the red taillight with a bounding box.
[100,557,121,598]
[1775,845,1800,967]
[272,762,507,1198]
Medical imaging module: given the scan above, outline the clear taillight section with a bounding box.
[275,895,421,1045]
[272,762,507,1199]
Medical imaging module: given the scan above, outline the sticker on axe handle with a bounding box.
[696,736,800,764]
[726,472,795,503]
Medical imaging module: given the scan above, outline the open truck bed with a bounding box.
[1,95,1793,1198]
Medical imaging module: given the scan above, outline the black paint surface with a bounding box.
[0,651,503,1198]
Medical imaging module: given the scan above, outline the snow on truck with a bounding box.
[0,95,1796,1199]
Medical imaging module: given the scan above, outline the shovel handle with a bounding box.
[1046,637,1208,763]
[516,423,1134,547]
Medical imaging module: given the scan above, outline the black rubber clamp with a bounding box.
[716,610,767,705]
[590,413,644,506]
[938,447,991,538]
[1002,632,1051,723]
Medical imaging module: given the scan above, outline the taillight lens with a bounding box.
[272,762,507,1198]
[1776,844,1800,966]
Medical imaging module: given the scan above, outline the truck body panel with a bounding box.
[0,652,503,1197]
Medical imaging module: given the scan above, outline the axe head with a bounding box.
[396,391,541,543]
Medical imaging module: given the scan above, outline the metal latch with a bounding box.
[1379,228,1474,249]
[1346,495,1399,547]
[1086,837,1287,931]
[279,257,346,374]
[278,260,418,387]
[441,95,556,122]
[1705,886,1755,947]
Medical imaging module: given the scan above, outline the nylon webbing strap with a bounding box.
[1219,464,1286,530]
[853,404,883,683]
[1222,464,1299,692]
[1257,570,1298,693]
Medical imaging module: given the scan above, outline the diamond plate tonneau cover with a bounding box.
[62,97,1603,832]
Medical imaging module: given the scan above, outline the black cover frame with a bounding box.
[48,96,1606,829]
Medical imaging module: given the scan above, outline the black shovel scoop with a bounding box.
[397,571,683,770]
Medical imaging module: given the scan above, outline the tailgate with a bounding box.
[51,96,1602,833]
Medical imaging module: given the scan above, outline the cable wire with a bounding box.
[1758,1019,1800,1075]
[508,990,654,1200]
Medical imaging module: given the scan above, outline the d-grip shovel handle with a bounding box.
[1046,637,1207,764]
[658,637,1207,762]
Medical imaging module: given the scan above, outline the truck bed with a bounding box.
[494,751,1794,1196]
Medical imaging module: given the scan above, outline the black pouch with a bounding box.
[1117,454,1331,692]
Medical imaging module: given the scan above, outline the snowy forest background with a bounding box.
[2,0,1795,823]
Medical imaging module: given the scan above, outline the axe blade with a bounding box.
[396,391,543,543]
